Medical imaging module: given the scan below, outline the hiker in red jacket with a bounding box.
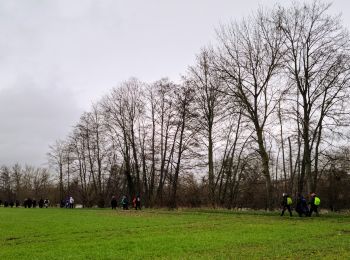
[132,196,137,209]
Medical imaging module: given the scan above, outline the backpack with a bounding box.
[314,197,321,206]
[287,197,293,205]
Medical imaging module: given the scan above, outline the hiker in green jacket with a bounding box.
[309,193,320,217]
[280,193,293,217]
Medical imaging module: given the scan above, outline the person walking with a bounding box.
[44,199,49,208]
[111,196,117,210]
[27,198,33,208]
[121,195,129,210]
[39,198,44,208]
[135,195,141,210]
[296,194,309,217]
[280,193,293,217]
[69,196,74,208]
[132,196,137,209]
[309,193,320,217]
[60,199,65,208]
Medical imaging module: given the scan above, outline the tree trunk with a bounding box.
[257,128,273,210]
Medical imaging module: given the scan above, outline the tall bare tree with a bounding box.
[278,0,350,193]
[170,82,196,209]
[215,10,284,209]
[189,48,226,207]
[47,140,66,201]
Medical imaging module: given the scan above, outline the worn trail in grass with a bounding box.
[0,208,349,259]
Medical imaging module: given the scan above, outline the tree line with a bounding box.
[0,164,53,203]
[2,1,350,210]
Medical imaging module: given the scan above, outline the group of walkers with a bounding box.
[60,196,75,208]
[281,193,321,217]
[0,200,20,208]
[111,195,141,210]
[1,193,321,215]
[0,198,50,208]
[0,196,75,209]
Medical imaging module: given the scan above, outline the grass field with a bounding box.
[0,208,349,259]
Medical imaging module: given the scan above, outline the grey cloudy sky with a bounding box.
[0,0,349,167]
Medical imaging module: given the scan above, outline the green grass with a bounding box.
[0,207,349,259]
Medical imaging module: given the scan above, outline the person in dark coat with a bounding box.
[135,195,141,210]
[295,194,309,217]
[111,196,117,210]
[27,198,33,208]
[15,200,20,207]
[280,193,292,217]
[9,201,14,208]
[0,199,2,206]
[39,198,44,208]
[32,199,37,208]
[4,201,9,207]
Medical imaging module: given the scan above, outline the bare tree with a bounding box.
[153,80,178,205]
[0,166,12,200]
[47,140,65,201]
[170,82,196,209]
[188,48,226,207]
[102,78,145,198]
[215,10,284,209]
[278,0,350,193]
[12,163,22,200]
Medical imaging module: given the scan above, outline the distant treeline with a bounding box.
[0,164,55,204]
[1,162,349,210]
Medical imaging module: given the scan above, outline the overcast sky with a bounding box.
[0,0,349,167]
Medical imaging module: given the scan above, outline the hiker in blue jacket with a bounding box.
[295,193,309,217]
[121,195,129,210]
